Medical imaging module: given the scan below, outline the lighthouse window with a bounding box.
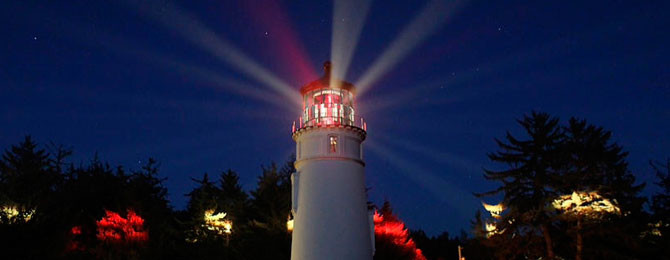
[329,136,338,153]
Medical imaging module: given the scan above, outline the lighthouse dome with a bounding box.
[299,61,355,95]
[297,61,361,129]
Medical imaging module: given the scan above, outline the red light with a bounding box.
[71,226,82,235]
[374,211,426,260]
[96,210,148,244]
[67,225,85,252]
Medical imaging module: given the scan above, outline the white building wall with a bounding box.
[291,126,371,260]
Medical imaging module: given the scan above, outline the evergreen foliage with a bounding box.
[0,110,663,259]
[647,159,670,257]
[477,112,563,259]
[476,112,650,259]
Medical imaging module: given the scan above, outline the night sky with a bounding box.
[1,0,668,235]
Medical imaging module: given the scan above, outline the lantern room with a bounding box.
[296,61,363,129]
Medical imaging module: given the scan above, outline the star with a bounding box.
[264,31,269,37]
[33,36,38,40]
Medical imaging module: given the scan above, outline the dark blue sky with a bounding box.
[1,0,668,235]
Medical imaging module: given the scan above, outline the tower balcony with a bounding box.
[292,115,367,135]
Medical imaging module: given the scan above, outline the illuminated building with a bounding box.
[290,61,373,259]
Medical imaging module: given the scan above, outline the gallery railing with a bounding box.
[292,116,367,133]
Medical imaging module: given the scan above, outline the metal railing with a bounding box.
[292,116,367,133]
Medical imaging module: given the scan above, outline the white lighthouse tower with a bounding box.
[290,61,373,260]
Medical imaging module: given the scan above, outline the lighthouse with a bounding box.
[290,61,373,260]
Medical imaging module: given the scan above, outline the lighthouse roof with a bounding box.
[300,61,355,95]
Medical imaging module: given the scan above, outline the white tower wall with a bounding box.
[291,126,372,260]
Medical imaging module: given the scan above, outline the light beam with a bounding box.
[330,0,372,88]
[361,34,585,114]
[355,0,465,95]
[73,24,295,112]
[367,140,476,216]
[375,133,480,174]
[133,1,301,106]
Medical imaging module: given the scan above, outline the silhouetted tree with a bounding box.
[125,158,178,259]
[183,173,227,254]
[374,201,426,260]
[242,160,293,260]
[410,229,460,260]
[651,158,670,228]
[218,169,248,227]
[555,118,646,259]
[648,158,670,257]
[0,136,64,258]
[0,136,60,213]
[476,112,563,259]
[477,113,648,259]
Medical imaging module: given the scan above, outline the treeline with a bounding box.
[0,136,460,259]
[465,112,670,260]
[1,111,668,259]
[0,136,295,259]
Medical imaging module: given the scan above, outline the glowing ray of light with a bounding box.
[359,79,458,115]
[162,58,299,113]
[355,0,465,95]
[64,20,296,113]
[330,0,372,88]
[375,133,480,174]
[242,0,317,83]
[133,1,301,106]
[361,34,585,114]
[367,140,476,216]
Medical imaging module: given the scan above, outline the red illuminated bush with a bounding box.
[374,208,426,260]
[96,210,148,244]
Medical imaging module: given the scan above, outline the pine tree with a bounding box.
[560,118,645,212]
[249,162,291,231]
[373,201,426,260]
[557,118,646,259]
[0,136,59,211]
[242,160,292,260]
[218,169,248,226]
[477,112,563,259]
[648,159,670,256]
[0,136,63,258]
[651,159,670,222]
[126,158,177,258]
[182,173,232,258]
